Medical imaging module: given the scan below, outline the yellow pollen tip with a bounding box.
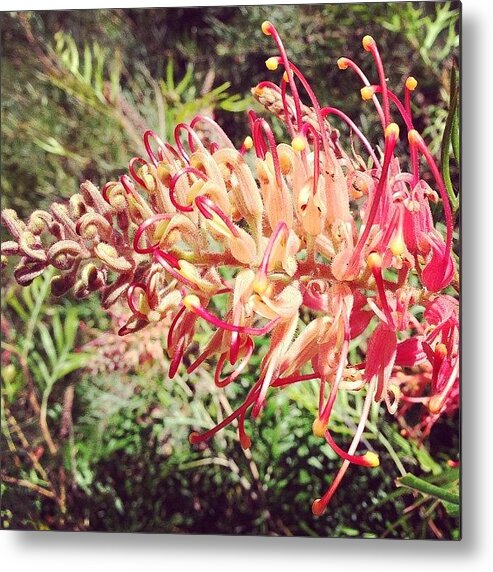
[367,251,382,270]
[385,122,400,139]
[406,76,418,91]
[408,129,421,145]
[265,57,279,71]
[182,294,200,312]
[435,343,448,359]
[428,395,443,414]
[291,136,306,152]
[282,71,289,82]
[362,35,375,51]
[364,452,380,467]
[390,236,405,256]
[312,418,327,438]
[360,86,374,101]
[261,21,273,35]
[243,136,253,150]
[337,57,349,70]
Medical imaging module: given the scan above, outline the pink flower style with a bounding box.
[1,22,459,516]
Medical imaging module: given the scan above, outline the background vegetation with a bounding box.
[1,2,459,537]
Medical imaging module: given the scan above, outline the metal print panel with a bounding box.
[1,2,460,539]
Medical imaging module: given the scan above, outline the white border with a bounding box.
[2,0,492,570]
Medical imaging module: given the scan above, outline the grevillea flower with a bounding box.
[1,22,459,516]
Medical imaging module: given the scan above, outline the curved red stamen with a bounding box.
[263,23,303,129]
[129,157,148,188]
[312,377,377,516]
[300,122,321,195]
[127,282,148,320]
[214,338,254,388]
[195,195,239,237]
[168,337,185,379]
[409,131,454,264]
[101,181,118,204]
[272,371,321,388]
[352,129,399,259]
[186,299,279,336]
[153,249,197,290]
[229,330,241,365]
[279,79,296,136]
[282,61,332,163]
[338,57,386,128]
[190,115,235,149]
[370,261,395,328]
[133,213,173,254]
[324,431,376,467]
[321,107,381,168]
[319,337,350,423]
[259,221,288,276]
[174,123,203,163]
[120,174,135,195]
[364,39,391,126]
[189,396,253,445]
[238,411,251,449]
[379,205,401,252]
[143,130,166,166]
[167,305,186,350]
[371,86,413,130]
[161,142,182,163]
[169,167,208,213]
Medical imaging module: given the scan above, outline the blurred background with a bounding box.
[1,3,460,537]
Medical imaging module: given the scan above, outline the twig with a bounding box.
[1,473,57,500]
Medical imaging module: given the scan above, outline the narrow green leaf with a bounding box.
[31,352,52,388]
[166,59,175,91]
[63,309,80,351]
[175,63,194,96]
[442,500,460,517]
[440,67,459,213]
[37,322,58,370]
[52,312,64,355]
[83,44,92,84]
[452,105,460,163]
[397,473,460,505]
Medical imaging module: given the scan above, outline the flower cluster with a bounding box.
[1,22,459,515]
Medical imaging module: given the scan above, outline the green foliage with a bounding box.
[1,12,249,217]
[441,64,460,212]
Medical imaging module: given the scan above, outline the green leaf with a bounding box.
[166,59,175,91]
[452,105,460,163]
[37,322,58,370]
[52,312,65,355]
[83,43,92,84]
[175,63,194,96]
[397,473,459,505]
[442,500,460,517]
[440,64,459,213]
